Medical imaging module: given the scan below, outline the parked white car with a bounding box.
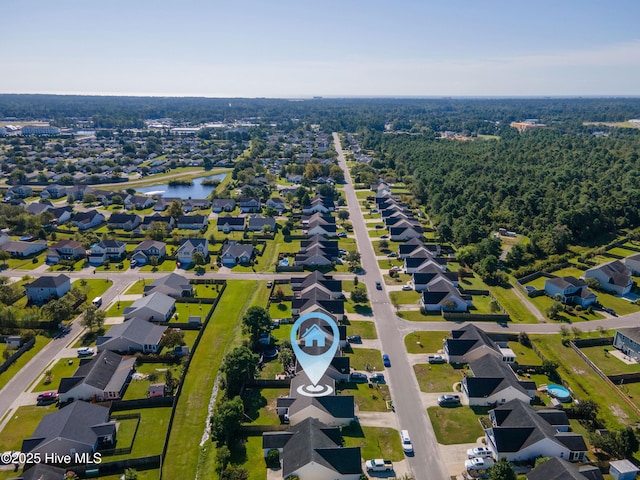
[467,447,493,459]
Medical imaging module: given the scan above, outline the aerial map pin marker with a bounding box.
[290,311,340,387]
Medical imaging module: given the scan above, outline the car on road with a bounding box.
[428,354,446,364]
[467,447,493,459]
[77,347,94,357]
[369,373,385,383]
[382,354,391,367]
[438,394,461,407]
[375,281,382,290]
[401,284,412,291]
[347,335,362,343]
[400,430,414,454]
[350,372,368,382]
[37,391,59,404]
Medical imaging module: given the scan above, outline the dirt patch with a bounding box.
[572,367,586,375]
[609,404,629,420]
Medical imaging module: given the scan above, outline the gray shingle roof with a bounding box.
[27,274,70,289]
[96,317,167,352]
[58,350,135,393]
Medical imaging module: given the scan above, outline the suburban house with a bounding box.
[40,184,68,199]
[485,399,588,462]
[107,213,142,231]
[211,198,236,213]
[25,274,71,306]
[96,317,167,354]
[124,291,176,322]
[9,185,33,198]
[71,210,105,230]
[141,213,175,231]
[584,260,633,295]
[217,215,245,232]
[22,401,116,457]
[398,238,441,259]
[183,198,211,212]
[57,350,136,402]
[390,226,423,242]
[624,253,640,275]
[292,288,344,322]
[0,239,48,258]
[302,195,334,214]
[89,240,127,266]
[526,457,604,480]
[248,215,276,232]
[124,194,155,210]
[153,197,181,211]
[144,273,194,297]
[404,256,447,274]
[238,197,261,213]
[544,276,597,307]
[420,277,470,312]
[176,238,209,266]
[46,240,85,264]
[613,327,640,361]
[412,268,458,292]
[68,185,94,201]
[132,240,167,266]
[306,215,337,237]
[276,391,355,427]
[444,324,504,364]
[262,417,361,480]
[291,271,343,299]
[20,464,68,480]
[462,353,536,406]
[266,197,286,213]
[176,214,207,230]
[47,206,73,225]
[294,238,340,267]
[220,241,255,267]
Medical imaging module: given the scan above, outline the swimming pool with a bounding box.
[547,384,572,403]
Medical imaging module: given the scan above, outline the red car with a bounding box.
[37,391,58,404]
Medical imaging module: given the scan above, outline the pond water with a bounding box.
[136,173,227,199]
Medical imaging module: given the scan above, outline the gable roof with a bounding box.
[586,260,632,287]
[466,354,530,398]
[58,350,135,394]
[96,317,167,351]
[445,324,500,358]
[527,457,604,480]
[26,274,70,289]
[144,273,192,297]
[124,291,175,319]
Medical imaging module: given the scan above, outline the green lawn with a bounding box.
[580,345,639,375]
[163,281,259,480]
[241,387,289,425]
[269,301,291,319]
[594,292,640,316]
[532,334,640,428]
[414,364,462,393]
[427,405,487,444]
[125,279,146,294]
[172,302,212,323]
[378,258,404,271]
[33,357,78,392]
[342,424,404,461]
[528,294,604,322]
[0,404,58,451]
[404,331,448,354]
[507,342,543,366]
[397,310,446,322]
[108,407,172,461]
[522,275,548,291]
[488,284,537,323]
[389,290,421,306]
[105,300,133,317]
[348,347,384,371]
[458,274,489,291]
[606,247,638,258]
[347,320,378,339]
[344,298,372,316]
[383,273,412,286]
[6,254,46,270]
[373,240,401,256]
[74,278,113,306]
[139,259,177,271]
[470,295,497,314]
[337,381,391,412]
[124,363,183,400]
[72,325,113,348]
[0,336,52,391]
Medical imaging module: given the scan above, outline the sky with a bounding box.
[2,0,640,98]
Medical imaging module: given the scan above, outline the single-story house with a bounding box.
[25,274,71,305]
[96,317,167,354]
[57,350,136,402]
[107,213,142,231]
[1,240,48,258]
[144,273,193,297]
[217,215,245,232]
[266,197,286,212]
[220,242,255,267]
[22,401,116,457]
[276,393,355,427]
[141,213,175,231]
[211,198,236,213]
[527,457,603,480]
[262,417,362,480]
[124,291,176,322]
[183,198,211,212]
[176,214,207,230]
[71,210,105,230]
[248,215,276,232]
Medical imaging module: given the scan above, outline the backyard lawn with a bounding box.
[108,407,172,461]
[414,364,463,393]
[348,348,384,371]
[0,404,57,451]
[580,345,640,375]
[427,405,487,444]
[506,342,543,366]
[241,386,289,425]
[389,290,421,306]
[488,284,537,323]
[124,362,183,400]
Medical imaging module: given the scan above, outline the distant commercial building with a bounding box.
[21,125,60,136]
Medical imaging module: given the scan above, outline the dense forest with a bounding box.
[366,127,640,255]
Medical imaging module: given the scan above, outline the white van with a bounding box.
[92,297,102,307]
[400,430,413,454]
